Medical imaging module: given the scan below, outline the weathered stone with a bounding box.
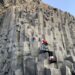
[64,60,73,70]
[60,65,72,75]
[50,68,61,75]
[44,68,51,75]
[24,57,37,75]
[0,0,75,75]
[60,65,66,75]
[66,66,72,75]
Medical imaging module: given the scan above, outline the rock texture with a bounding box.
[0,0,75,75]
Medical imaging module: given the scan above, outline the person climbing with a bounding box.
[41,39,48,51]
[39,39,57,64]
[32,37,36,42]
[39,39,49,53]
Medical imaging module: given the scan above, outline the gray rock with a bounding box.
[44,68,51,75]
[24,57,37,75]
[0,0,75,75]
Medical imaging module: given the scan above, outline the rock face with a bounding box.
[0,0,75,75]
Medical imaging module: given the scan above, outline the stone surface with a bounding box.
[0,0,75,75]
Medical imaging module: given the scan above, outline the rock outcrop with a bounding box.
[0,0,75,75]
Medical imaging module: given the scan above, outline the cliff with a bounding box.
[0,0,75,75]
